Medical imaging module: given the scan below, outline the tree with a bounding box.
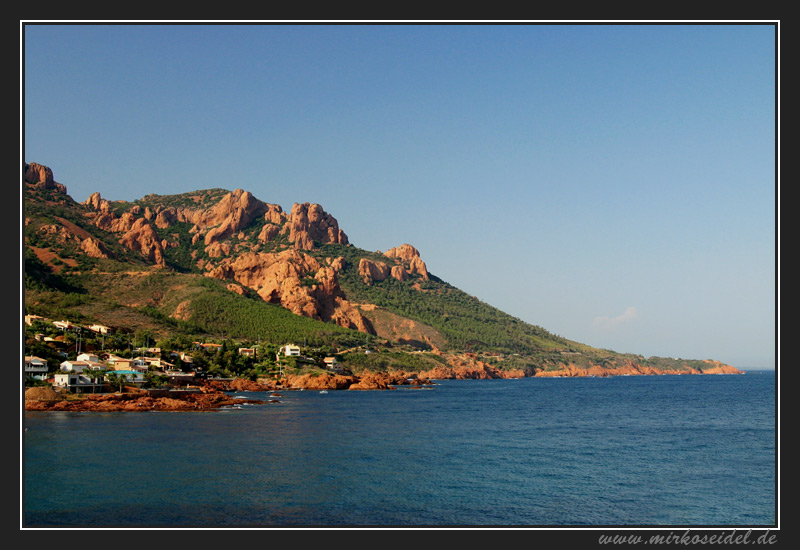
[106,372,128,393]
[144,370,169,388]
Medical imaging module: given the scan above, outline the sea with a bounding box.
[22,371,776,529]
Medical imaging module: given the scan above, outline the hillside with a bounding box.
[22,161,742,376]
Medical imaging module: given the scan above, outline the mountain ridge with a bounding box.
[23,161,743,376]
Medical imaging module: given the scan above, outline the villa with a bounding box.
[24,356,48,379]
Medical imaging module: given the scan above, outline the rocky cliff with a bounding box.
[76,182,373,332]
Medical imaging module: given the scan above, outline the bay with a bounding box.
[22,372,776,527]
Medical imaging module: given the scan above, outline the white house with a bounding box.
[60,360,106,373]
[24,356,48,379]
[53,371,104,393]
[25,314,46,326]
[131,356,172,372]
[77,352,100,363]
[170,351,194,365]
[88,324,110,335]
[280,344,301,357]
[323,356,342,373]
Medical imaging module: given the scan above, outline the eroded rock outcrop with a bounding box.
[117,217,167,267]
[359,258,391,285]
[24,162,67,194]
[281,202,348,250]
[384,244,428,280]
[206,249,374,333]
[200,189,268,246]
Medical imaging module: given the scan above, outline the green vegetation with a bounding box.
[186,278,371,348]
[339,349,449,373]
[315,243,576,357]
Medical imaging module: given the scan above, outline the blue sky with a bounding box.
[22,23,777,369]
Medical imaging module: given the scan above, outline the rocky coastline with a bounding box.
[24,357,745,413]
[23,385,265,412]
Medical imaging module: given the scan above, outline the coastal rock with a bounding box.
[348,372,395,390]
[286,373,355,390]
[698,360,744,374]
[24,387,262,411]
[417,353,525,380]
[205,378,277,392]
[532,359,744,377]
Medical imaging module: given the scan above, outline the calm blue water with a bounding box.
[23,372,776,527]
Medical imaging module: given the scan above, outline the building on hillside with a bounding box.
[59,360,105,373]
[77,352,100,363]
[53,372,104,394]
[133,356,174,371]
[165,371,198,385]
[25,314,47,326]
[323,356,343,373]
[238,348,256,357]
[170,351,194,366]
[105,370,145,387]
[280,344,301,357]
[106,355,133,371]
[131,358,154,373]
[88,324,111,335]
[194,342,223,352]
[24,356,48,379]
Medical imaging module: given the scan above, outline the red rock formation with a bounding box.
[358,258,391,285]
[117,217,167,267]
[80,236,111,259]
[24,387,263,411]
[285,373,356,390]
[384,244,429,280]
[201,189,268,246]
[24,162,67,194]
[390,265,410,281]
[206,249,374,333]
[281,202,348,250]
